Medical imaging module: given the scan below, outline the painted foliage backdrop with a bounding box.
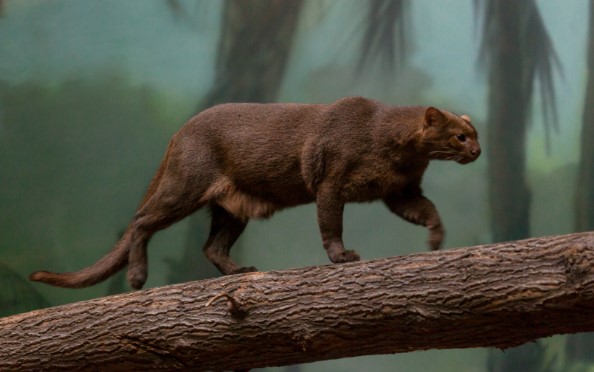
[0,0,593,370]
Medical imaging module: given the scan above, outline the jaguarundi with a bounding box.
[30,96,481,290]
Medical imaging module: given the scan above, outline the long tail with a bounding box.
[29,145,171,289]
[29,237,130,288]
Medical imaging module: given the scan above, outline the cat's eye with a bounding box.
[456,134,466,142]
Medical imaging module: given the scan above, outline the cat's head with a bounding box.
[421,107,481,164]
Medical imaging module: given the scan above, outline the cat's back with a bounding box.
[194,101,324,134]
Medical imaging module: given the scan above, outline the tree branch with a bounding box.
[3,232,594,370]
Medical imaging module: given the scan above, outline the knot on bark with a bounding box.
[206,292,248,319]
[563,244,593,288]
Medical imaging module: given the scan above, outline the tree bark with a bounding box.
[3,232,594,371]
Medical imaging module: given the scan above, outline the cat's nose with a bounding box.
[471,146,481,157]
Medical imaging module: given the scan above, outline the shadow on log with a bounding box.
[3,232,594,370]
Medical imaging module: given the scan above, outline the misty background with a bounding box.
[1,0,593,370]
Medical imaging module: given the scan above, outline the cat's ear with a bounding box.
[461,114,472,124]
[424,107,447,129]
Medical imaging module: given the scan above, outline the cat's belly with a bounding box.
[201,176,314,220]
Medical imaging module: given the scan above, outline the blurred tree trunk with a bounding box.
[576,0,594,233]
[202,0,303,107]
[172,0,304,284]
[485,0,531,243]
[480,0,559,242]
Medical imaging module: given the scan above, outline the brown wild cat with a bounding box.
[30,96,480,290]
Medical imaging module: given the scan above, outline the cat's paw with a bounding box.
[127,268,147,290]
[428,227,444,250]
[329,249,360,263]
[342,250,361,262]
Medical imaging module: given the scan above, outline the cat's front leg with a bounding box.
[316,184,360,263]
[383,189,444,250]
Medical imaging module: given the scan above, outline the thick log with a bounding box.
[3,232,594,371]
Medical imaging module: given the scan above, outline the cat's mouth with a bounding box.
[458,150,481,164]
[429,147,481,163]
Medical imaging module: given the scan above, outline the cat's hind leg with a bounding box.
[125,163,213,288]
[126,192,206,289]
[203,203,256,275]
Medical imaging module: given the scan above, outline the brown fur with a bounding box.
[29,96,480,289]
